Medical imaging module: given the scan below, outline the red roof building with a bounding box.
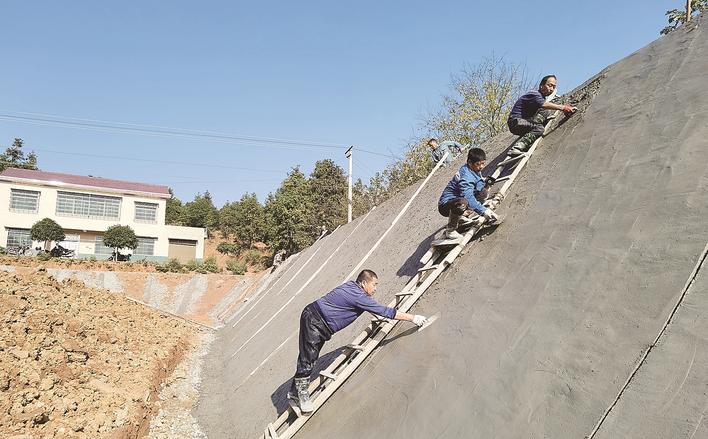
[0,168,171,199]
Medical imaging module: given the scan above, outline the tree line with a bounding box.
[168,55,532,255]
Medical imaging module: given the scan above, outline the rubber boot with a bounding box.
[508,135,535,156]
[445,212,463,239]
[294,377,314,413]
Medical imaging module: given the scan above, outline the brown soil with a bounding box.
[1,236,271,274]
[0,270,197,438]
[0,255,161,273]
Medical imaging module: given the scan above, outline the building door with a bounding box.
[168,239,197,263]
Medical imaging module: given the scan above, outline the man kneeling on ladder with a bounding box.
[507,74,576,156]
[438,148,499,240]
[289,269,428,413]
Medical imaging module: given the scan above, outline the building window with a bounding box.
[6,228,32,248]
[9,189,40,213]
[134,237,156,256]
[134,202,158,223]
[56,191,121,220]
[94,236,114,258]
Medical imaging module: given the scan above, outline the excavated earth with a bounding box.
[0,270,198,438]
[196,16,708,439]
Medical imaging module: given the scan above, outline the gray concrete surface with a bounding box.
[195,16,708,439]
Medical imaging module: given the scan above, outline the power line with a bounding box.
[18,146,284,173]
[0,110,397,158]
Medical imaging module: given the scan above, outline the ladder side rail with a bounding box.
[262,101,565,438]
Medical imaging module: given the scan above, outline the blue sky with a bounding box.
[0,1,674,206]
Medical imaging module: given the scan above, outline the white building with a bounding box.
[0,167,205,262]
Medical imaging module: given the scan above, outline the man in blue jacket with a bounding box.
[438,148,499,240]
[507,75,576,156]
[428,137,465,166]
[288,269,427,413]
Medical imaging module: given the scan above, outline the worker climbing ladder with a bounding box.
[260,97,567,439]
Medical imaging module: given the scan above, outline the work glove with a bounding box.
[412,315,427,327]
[562,105,577,114]
[482,208,499,222]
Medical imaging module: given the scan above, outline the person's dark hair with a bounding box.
[356,269,378,284]
[427,137,438,146]
[467,148,486,164]
[540,75,556,87]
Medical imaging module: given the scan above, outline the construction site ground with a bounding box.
[0,270,198,438]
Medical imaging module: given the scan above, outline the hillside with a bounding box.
[195,15,708,439]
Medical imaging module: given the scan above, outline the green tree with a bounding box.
[30,218,65,250]
[264,167,313,253]
[165,188,183,225]
[181,191,219,233]
[424,55,530,148]
[218,201,239,238]
[0,138,38,172]
[308,159,347,232]
[103,225,138,258]
[231,193,265,248]
[352,178,373,218]
[661,1,707,34]
[219,194,266,248]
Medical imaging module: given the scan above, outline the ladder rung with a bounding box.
[498,153,525,166]
[319,370,338,380]
[417,264,439,273]
[266,423,278,439]
[395,291,414,297]
[431,238,462,247]
[346,343,365,351]
[495,175,511,183]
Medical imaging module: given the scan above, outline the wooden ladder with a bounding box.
[260,102,564,439]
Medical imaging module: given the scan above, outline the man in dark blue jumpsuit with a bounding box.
[507,75,576,156]
[288,269,427,413]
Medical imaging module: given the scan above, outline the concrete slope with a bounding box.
[298,16,708,439]
[195,109,523,437]
[196,16,708,439]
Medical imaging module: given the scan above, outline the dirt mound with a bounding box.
[0,255,161,273]
[0,270,197,438]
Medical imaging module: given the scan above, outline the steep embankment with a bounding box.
[196,16,708,439]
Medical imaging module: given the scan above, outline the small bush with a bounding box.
[202,257,220,273]
[37,252,52,262]
[0,246,5,255]
[156,258,183,273]
[243,249,267,269]
[183,257,221,274]
[226,259,247,275]
[216,242,240,255]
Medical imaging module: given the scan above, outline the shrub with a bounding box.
[243,249,267,269]
[184,257,220,274]
[37,252,52,262]
[156,258,183,273]
[226,259,247,275]
[216,242,240,255]
[202,257,220,273]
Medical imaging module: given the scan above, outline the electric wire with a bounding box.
[0,111,396,158]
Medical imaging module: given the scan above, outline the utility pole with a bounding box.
[686,0,692,22]
[346,146,353,223]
